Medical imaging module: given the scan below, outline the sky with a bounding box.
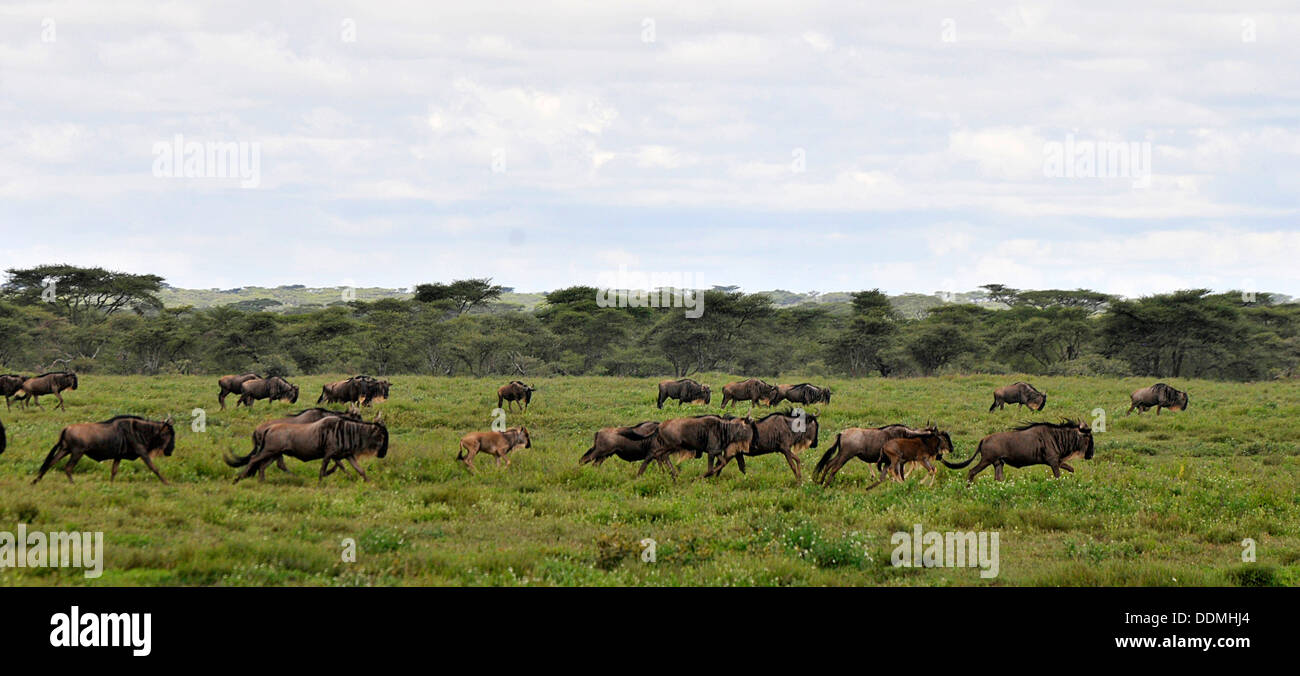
[1,1,1298,297]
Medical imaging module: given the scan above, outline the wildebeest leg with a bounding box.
[1060,462,1075,473]
[63,450,83,482]
[276,457,291,473]
[1049,463,1061,478]
[820,450,854,486]
[993,462,1005,481]
[460,442,478,474]
[922,459,937,485]
[781,450,801,481]
[966,458,992,484]
[1155,406,1162,415]
[110,459,121,481]
[139,454,169,484]
[219,391,228,410]
[635,457,653,477]
[345,455,369,481]
[32,446,71,484]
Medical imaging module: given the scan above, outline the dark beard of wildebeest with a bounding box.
[497,381,534,411]
[33,415,176,485]
[225,406,363,480]
[1127,382,1189,415]
[656,378,711,409]
[707,409,819,481]
[217,373,260,410]
[989,382,1046,412]
[234,415,388,483]
[318,375,390,406]
[636,415,757,480]
[457,427,531,473]
[12,371,78,411]
[942,419,1094,484]
[864,426,953,490]
[772,383,832,406]
[236,376,299,408]
[720,378,779,409]
[580,421,660,466]
[813,424,931,486]
[1,374,28,411]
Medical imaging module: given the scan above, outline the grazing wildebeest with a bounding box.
[32,415,176,484]
[942,420,1094,484]
[772,383,832,406]
[234,415,389,483]
[989,382,1047,412]
[14,371,78,411]
[1,374,27,411]
[458,427,531,472]
[580,421,661,466]
[709,409,819,481]
[636,415,756,479]
[813,424,930,486]
[318,375,391,406]
[217,373,261,410]
[1127,383,1189,415]
[497,381,535,411]
[224,406,363,480]
[720,378,779,408]
[236,376,299,408]
[869,426,954,488]
[656,379,711,408]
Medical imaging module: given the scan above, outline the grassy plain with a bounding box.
[0,375,1296,586]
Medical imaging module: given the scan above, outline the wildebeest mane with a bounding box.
[1012,418,1081,432]
[322,418,388,457]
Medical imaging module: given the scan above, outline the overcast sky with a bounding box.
[1,1,1297,296]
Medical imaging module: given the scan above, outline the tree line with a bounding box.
[3,264,1298,381]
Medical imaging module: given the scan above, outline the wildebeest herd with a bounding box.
[0,371,1192,489]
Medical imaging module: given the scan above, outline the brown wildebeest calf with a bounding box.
[218,373,260,410]
[943,420,1094,483]
[1,374,28,411]
[989,382,1046,412]
[458,427,531,472]
[15,371,78,411]
[497,381,534,411]
[813,424,930,486]
[234,415,389,483]
[720,378,779,409]
[580,421,660,466]
[33,415,175,484]
[868,426,954,488]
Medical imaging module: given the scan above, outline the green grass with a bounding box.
[1,374,1297,586]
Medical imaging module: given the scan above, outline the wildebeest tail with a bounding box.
[224,433,260,467]
[941,439,982,469]
[36,431,67,475]
[814,433,841,476]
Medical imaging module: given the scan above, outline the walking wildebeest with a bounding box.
[772,383,832,406]
[458,427,531,472]
[1,374,27,411]
[708,409,819,481]
[720,378,779,409]
[942,420,1094,484]
[636,415,757,479]
[580,421,660,466]
[656,378,711,408]
[224,406,363,480]
[989,382,1047,412]
[813,424,931,486]
[236,376,299,408]
[497,381,535,411]
[13,371,78,411]
[868,426,954,488]
[32,415,176,484]
[234,415,389,483]
[1127,383,1189,415]
[318,375,391,406]
[217,373,261,410]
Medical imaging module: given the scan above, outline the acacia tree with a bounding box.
[3,265,164,325]
[413,278,505,315]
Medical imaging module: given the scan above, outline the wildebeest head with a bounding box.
[1028,390,1047,411]
[127,416,175,458]
[66,372,79,390]
[510,426,532,449]
[701,384,712,404]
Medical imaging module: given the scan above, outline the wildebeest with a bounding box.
[942,420,1094,483]
[1,374,28,411]
[869,426,953,488]
[217,373,261,410]
[458,427,531,472]
[708,409,819,480]
[224,406,363,480]
[1127,383,1189,415]
[32,415,176,484]
[13,371,78,411]
[636,415,757,479]
[720,378,779,408]
[236,376,300,408]
[656,378,711,408]
[0,418,6,455]
[234,415,389,483]
[580,421,660,466]
[318,375,391,406]
[989,382,1047,412]
[497,381,535,411]
[772,383,832,406]
[813,424,930,486]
